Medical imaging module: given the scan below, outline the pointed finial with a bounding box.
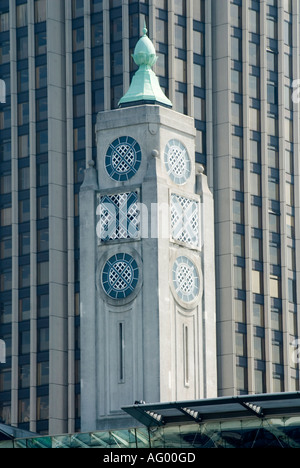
[143,20,148,36]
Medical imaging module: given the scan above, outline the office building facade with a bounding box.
[0,0,299,435]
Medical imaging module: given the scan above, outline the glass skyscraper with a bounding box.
[0,0,299,436]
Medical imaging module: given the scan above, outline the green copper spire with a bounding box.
[118,23,172,108]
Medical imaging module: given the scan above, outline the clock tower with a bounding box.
[80,27,217,432]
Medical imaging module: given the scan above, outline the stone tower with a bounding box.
[80,27,217,432]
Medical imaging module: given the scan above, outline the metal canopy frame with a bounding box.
[122,392,300,428]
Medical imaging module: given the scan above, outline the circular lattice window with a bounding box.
[172,256,200,303]
[164,139,191,185]
[105,136,142,181]
[102,253,139,300]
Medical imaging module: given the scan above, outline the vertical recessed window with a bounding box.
[254,370,265,394]
[19,199,30,223]
[252,270,263,295]
[19,166,30,190]
[268,148,279,168]
[0,301,12,324]
[92,0,103,13]
[18,134,29,158]
[36,130,48,154]
[19,297,30,321]
[253,335,265,361]
[111,51,123,76]
[72,0,84,18]
[288,278,296,303]
[35,0,46,23]
[18,69,29,92]
[37,228,49,252]
[0,268,12,290]
[287,247,295,271]
[234,266,245,290]
[19,264,30,288]
[267,50,277,72]
[37,162,48,186]
[194,97,205,121]
[232,135,243,159]
[253,303,264,327]
[37,261,49,285]
[18,101,29,126]
[92,89,104,114]
[174,0,186,16]
[232,102,242,127]
[272,339,283,365]
[37,294,49,318]
[36,65,47,88]
[249,9,259,34]
[92,56,104,80]
[270,275,281,299]
[17,36,28,60]
[271,308,282,331]
[110,17,122,43]
[249,108,260,132]
[0,172,11,194]
[0,140,11,162]
[268,177,279,201]
[156,18,168,44]
[35,30,47,56]
[19,232,30,256]
[269,243,280,265]
[249,43,259,67]
[269,212,280,234]
[235,300,246,323]
[37,361,49,385]
[267,18,277,39]
[0,205,12,227]
[37,327,49,352]
[16,4,28,28]
[236,366,248,393]
[193,30,204,56]
[194,64,205,89]
[231,3,242,28]
[236,332,246,357]
[175,58,187,83]
[73,94,85,118]
[183,325,189,386]
[37,196,48,220]
[252,237,262,262]
[0,40,10,64]
[0,236,12,259]
[284,53,292,78]
[231,36,241,61]
[37,396,49,421]
[92,23,103,47]
[232,167,243,192]
[250,172,261,197]
[74,127,85,151]
[284,21,292,46]
[36,97,48,121]
[233,233,245,257]
[233,200,244,225]
[0,12,9,32]
[73,28,84,52]
[19,330,30,355]
[232,69,242,94]
[249,75,260,99]
[73,61,85,84]
[118,323,124,382]
[19,364,30,389]
[18,399,30,423]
